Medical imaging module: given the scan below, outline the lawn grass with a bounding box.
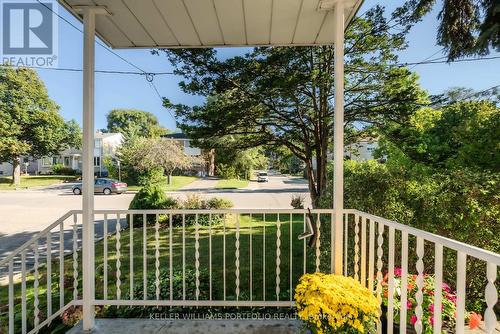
[215,178,249,189]
[0,213,333,333]
[127,176,198,192]
[0,175,78,190]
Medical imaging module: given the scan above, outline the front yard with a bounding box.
[0,175,78,190]
[0,213,326,333]
[127,176,198,192]
[215,179,249,189]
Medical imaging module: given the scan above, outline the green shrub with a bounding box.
[205,197,233,209]
[290,194,305,209]
[128,184,178,224]
[216,163,238,179]
[51,163,76,175]
[103,267,211,318]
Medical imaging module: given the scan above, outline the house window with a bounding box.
[64,157,70,166]
[94,157,100,167]
[53,157,58,165]
[42,157,52,166]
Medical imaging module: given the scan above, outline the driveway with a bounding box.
[0,175,310,259]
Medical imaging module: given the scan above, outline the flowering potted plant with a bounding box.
[295,273,380,333]
[380,268,457,333]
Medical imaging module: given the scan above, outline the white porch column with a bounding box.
[81,7,96,330]
[333,0,345,275]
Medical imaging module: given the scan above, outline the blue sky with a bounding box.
[34,0,500,132]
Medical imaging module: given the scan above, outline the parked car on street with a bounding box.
[257,171,269,182]
[72,178,127,195]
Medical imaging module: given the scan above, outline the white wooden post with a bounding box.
[333,0,345,275]
[82,6,96,330]
[79,6,108,330]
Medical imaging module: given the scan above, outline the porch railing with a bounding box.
[0,209,498,334]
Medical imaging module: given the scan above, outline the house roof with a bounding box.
[58,0,363,49]
[94,132,123,139]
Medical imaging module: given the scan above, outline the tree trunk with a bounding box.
[12,156,21,186]
[208,149,215,176]
[167,173,172,185]
[304,159,319,208]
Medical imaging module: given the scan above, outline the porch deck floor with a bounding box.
[67,318,303,334]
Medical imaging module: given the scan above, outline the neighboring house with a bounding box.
[37,132,124,176]
[162,133,207,176]
[344,137,381,162]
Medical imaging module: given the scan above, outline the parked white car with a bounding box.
[257,171,269,182]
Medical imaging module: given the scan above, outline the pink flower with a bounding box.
[394,267,402,276]
[407,300,413,309]
[442,283,451,293]
[411,315,418,325]
[429,316,434,326]
[429,304,434,313]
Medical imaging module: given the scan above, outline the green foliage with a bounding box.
[385,101,499,172]
[102,156,117,179]
[105,109,165,139]
[321,160,499,312]
[51,163,76,176]
[291,194,305,209]
[399,0,500,60]
[205,197,233,209]
[0,66,72,184]
[128,184,179,224]
[161,5,427,206]
[216,163,238,179]
[104,267,211,318]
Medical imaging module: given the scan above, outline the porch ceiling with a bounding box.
[58,0,363,49]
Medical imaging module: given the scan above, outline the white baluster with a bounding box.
[143,213,147,300]
[103,214,108,299]
[434,244,443,334]
[354,215,360,281]
[235,214,241,301]
[400,231,409,334]
[289,213,293,301]
[59,222,64,309]
[361,216,367,287]
[485,263,498,334]
[368,219,375,292]
[129,214,134,300]
[209,213,212,301]
[46,232,52,319]
[415,237,424,334]
[249,213,253,301]
[8,260,14,334]
[263,213,266,301]
[72,221,78,300]
[21,251,27,334]
[387,226,395,334]
[315,214,321,272]
[276,214,281,300]
[34,243,40,329]
[303,213,306,274]
[195,214,200,301]
[116,213,122,300]
[376,222,384,334]
[344,213,348,276]
[182,214,186,301]
[169,214,173,303]
[455,252,466,334]
[223,213,227,300]
[154,214,159,301]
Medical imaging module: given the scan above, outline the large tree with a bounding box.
[119,137,194,185]
[0,67,70,185]
[401,0,500,60]
[105,109,165,139]
[161,6,427,207]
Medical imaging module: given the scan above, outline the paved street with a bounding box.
[0,175,310,259]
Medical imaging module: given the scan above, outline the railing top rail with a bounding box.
[347,209,500,265]
[0,210,79,267]
[93,209,336,214]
